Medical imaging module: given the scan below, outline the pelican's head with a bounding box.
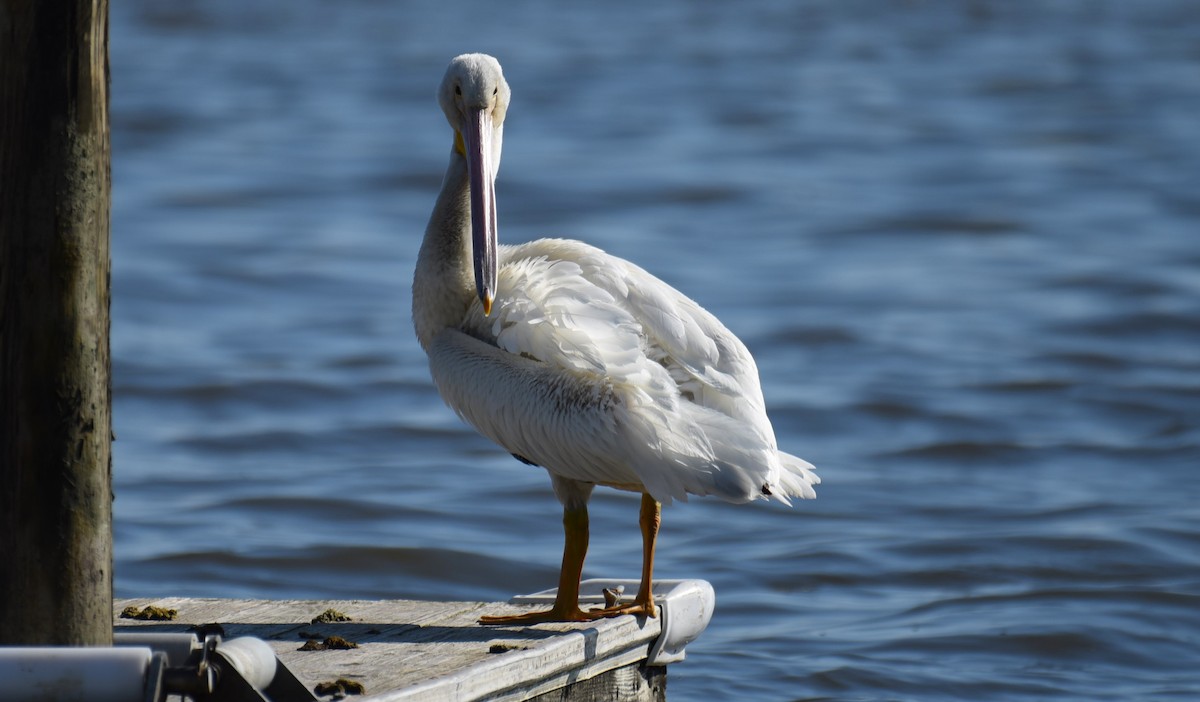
[438,53,510,316]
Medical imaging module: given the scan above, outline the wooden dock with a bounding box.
[112,580,713,701]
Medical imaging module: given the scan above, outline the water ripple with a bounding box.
[110,1,1200,699]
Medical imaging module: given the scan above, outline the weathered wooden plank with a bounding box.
[113,597,664,701]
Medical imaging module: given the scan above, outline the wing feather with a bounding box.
[439,237,816,504]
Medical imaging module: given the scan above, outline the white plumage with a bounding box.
[413,54,818,624]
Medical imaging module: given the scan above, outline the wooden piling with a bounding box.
[0,0,113,645]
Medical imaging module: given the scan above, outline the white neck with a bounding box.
[412,147,475,351]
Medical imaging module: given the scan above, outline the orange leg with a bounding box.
[594,493,660,618]
[479,505,603,625]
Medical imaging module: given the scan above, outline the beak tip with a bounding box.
[482,294,494,317]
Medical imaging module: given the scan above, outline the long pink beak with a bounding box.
[462,107,498,316]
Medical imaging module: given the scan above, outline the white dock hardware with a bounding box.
[0,647,155,702]
[0,632,310,702]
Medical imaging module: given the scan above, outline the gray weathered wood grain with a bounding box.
[114,597,665,701]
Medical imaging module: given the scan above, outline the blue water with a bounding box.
[111,1,1200,699]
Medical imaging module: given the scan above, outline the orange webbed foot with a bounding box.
[479,605,606,626]
[589,598,658,619]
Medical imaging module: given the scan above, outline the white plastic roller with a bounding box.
[0,647,154,702]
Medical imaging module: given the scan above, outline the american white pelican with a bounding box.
[412,53,819,624]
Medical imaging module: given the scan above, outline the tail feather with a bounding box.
[775,451,819,502]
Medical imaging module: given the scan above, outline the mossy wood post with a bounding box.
[0,0,113,645]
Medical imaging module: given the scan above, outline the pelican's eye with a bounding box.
[493,87,498,95]
[455,85,462,96]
